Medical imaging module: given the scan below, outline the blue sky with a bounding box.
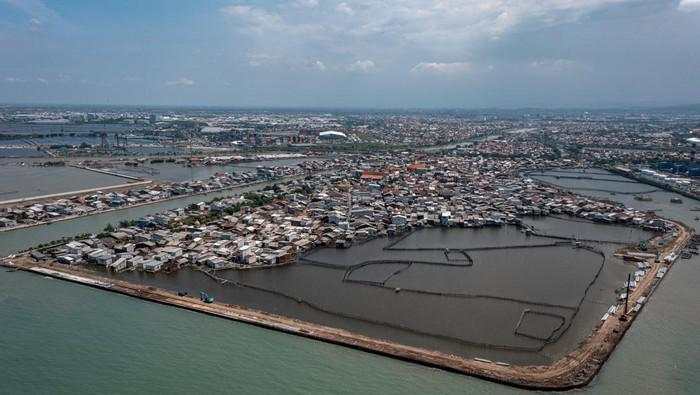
[1,0,699,108]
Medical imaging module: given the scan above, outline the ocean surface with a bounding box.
[1,167,699,393]
[1,259,698,394]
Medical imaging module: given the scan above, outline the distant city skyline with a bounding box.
[1,0,699,108]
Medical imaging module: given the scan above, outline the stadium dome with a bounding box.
[319,130,347,140]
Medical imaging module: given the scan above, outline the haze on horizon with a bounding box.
[1,0,699,109]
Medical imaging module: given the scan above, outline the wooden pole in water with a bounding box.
[624,272,631,315]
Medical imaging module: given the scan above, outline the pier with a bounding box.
[69,164,144,181]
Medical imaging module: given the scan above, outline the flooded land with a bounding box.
[108,158,315,183]
[105,216,653,366]
[0,160,132,201]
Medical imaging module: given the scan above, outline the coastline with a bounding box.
[605,166,700,203]
[1,218,688,391]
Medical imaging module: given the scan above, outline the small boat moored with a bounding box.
[199,291,214,303]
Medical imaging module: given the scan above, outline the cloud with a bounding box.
[294,0,319,8]
[247,52,280,67]
[678,0,700,11]
[308,60,326,71]
[4,77,25,83]
[56,73,71,82]
[246,51,329,71]
[530,58,576,70]
[346,59,376,73]
[28,17,42,32]
[5,0,59,19]
[529,58,589,73]
[411,62,471,75]
[220,4,284,33]
[165,78,195,87]
[221,1,647,57]
[4,0,70,31]
[221,4,253,16]
[336,2,354,16]
[5,74,71,85]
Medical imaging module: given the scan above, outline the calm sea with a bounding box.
[1,255,698,394]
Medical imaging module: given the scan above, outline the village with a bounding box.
[0,160,331,231]
[27,148,675,276]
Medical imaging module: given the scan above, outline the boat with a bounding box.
[199,291,214,303]
[656,267,668,279]
[634,195,653,202]
[638,240,648,251]
[670,197,683,204]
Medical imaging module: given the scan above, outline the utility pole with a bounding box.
[100,131,108,152]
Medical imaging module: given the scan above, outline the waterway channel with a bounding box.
[0,179,294,255]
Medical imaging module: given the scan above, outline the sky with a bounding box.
[0,0,699,108]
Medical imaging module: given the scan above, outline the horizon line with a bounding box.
[1,101,700,112]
